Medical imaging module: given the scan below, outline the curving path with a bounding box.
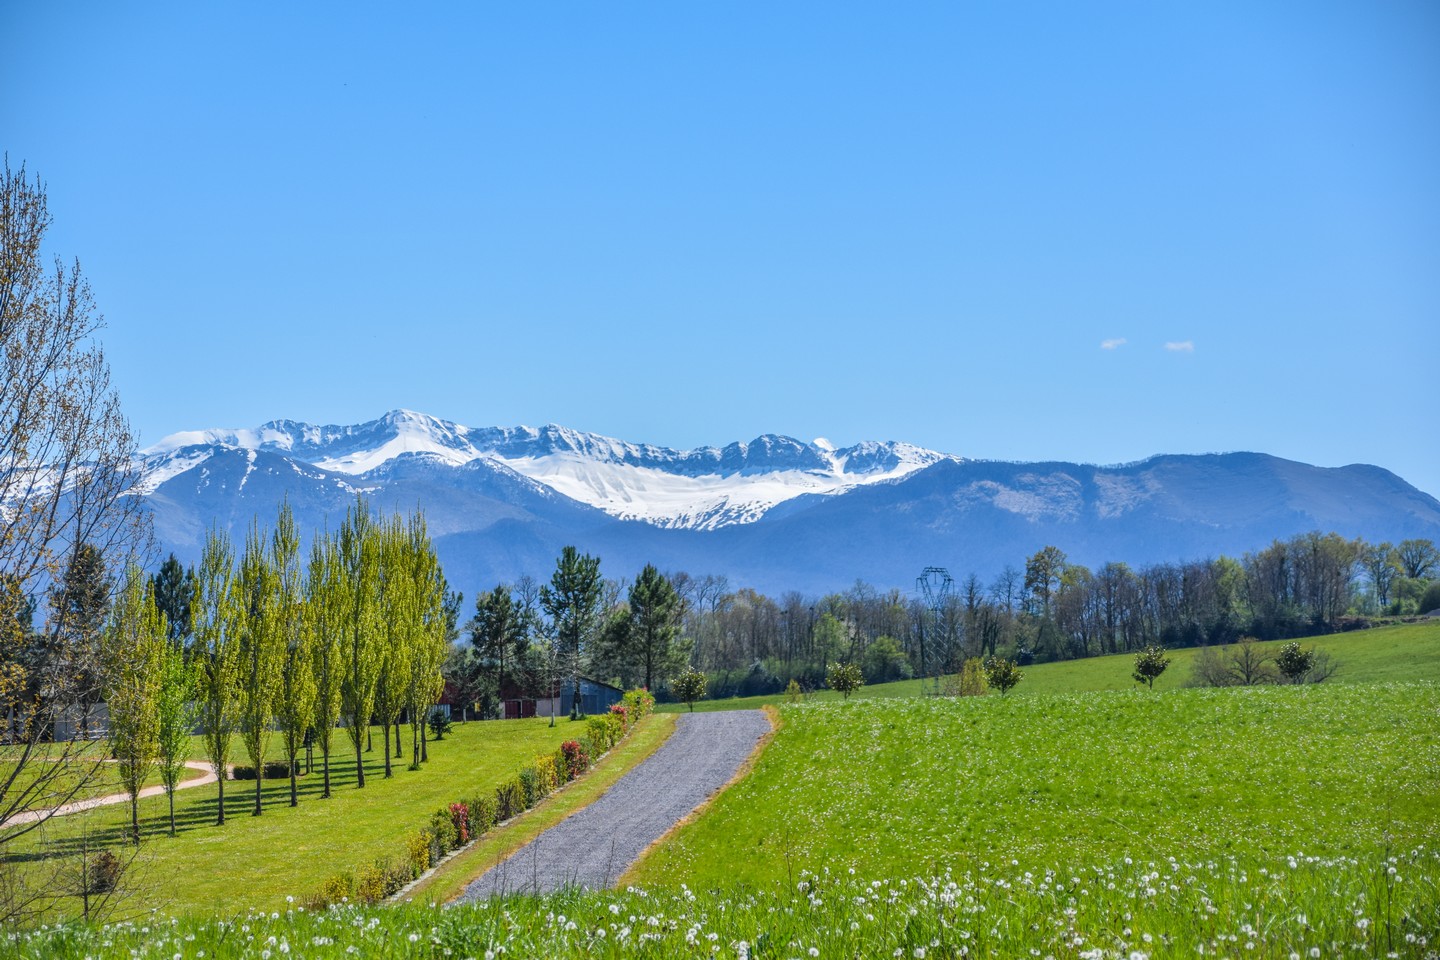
[5,760,219,827]
[456,709,771,899]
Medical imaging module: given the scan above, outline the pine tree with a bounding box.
[48,543,113,738]
[626,564,684,691]
[471,586,523,703]
[151,553,195,647]
[271,500,315,806]
[541,546,603,718]
[194,528,240,826]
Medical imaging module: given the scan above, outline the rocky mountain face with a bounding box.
[132,410,1440,595]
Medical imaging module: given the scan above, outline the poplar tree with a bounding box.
[102,569,165,844]
[194,528,239,825]
[154,630,195,836]
[235,521,283,816]
[372,516,411,778]
[306,531,345,798]
[271,501,315,807]
[338,498,382,789]
[400,513,447,766]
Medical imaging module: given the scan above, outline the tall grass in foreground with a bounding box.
[10,849,1436,958]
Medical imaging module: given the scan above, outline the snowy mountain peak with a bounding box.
[139,412,958,530]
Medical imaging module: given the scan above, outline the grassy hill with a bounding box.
[659,619,1440,711]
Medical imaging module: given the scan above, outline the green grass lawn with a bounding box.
[658,618,1440,711]
[631,681,1440,889]
[5,715,642,918]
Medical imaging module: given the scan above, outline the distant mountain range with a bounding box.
[133,410,1440,595]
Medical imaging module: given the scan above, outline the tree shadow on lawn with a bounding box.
[10,753,399,865]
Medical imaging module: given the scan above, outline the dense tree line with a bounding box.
[620,533,1439,699]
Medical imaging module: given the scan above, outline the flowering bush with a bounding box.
[622,687,656,721]
[608,702,631,732]
[561,739,590,779]
[449,802,470,845]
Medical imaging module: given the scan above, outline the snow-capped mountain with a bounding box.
[130,410,1440,595]
[141,409,954,530]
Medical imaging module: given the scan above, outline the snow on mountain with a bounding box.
[141,410,956,530]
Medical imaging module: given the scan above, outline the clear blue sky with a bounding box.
[5,3,1437,495]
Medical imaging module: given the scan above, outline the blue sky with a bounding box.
[5,2,1438,495]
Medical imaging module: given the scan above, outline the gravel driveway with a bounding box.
[456,709,770,899]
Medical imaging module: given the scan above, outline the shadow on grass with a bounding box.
[5,752,411,866]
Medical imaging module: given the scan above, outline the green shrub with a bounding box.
[517,765,540,808]
[469,794,496,834]
[406,830,432,878]
[585,716,613,752]
[308,871,353,909]
[826,661,865,699]
[383,858,411,895]
[428,809,458,856]
[495,778,523,821]
[622,687,655,721]
[535,754,559,795]
[672,667,708,710]
[354,863,387,904]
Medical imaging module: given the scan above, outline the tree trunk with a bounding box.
[289,754,299,807]
[420,713,428,762]
[322,744,331,799]
[393,720,402,759]
[366,727,372,753]
[253,769,263,816]
[216,769,226,825]
[168,788,176,836]
[354,725,366,788]
[130,792,140,845]
[383,724,393,778]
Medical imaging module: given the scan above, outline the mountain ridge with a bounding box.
[129,411,1440,595]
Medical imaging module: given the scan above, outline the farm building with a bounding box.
[498,676,624,720]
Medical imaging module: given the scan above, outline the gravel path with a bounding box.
[456,709,770,899]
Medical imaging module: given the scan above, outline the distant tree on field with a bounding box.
[982,656,1023,696]
[150,553,196,647]
[541,546,603,718]
[102,569,165,844]
[1131,644,1171,690]
[826,661,864,699]
[672,667,707,712]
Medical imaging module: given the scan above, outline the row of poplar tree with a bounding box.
[104,497,451,842]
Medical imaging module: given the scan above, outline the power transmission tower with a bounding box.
[916,567,953,696]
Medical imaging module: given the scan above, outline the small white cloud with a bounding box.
[1164,340,1195,352]
[1100,338,1127,350]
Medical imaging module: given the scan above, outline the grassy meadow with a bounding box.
[10,621,1439,957]
[657,619,1440,711]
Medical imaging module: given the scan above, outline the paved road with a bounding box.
[456,709,771,899]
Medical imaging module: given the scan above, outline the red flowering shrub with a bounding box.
[449,802,470,844]
[608,702,631,732]
[560,739,590,779]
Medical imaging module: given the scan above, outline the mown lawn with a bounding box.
[658,618,1440,711]
[5,715,644,918]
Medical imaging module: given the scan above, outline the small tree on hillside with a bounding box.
[1275,641,1315,684]
[982,656,1023,696]
[672,667,707,712]
[1132,645,1171,690]
[826,661,865,700]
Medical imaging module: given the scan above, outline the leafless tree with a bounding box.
[1,158,148,924]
